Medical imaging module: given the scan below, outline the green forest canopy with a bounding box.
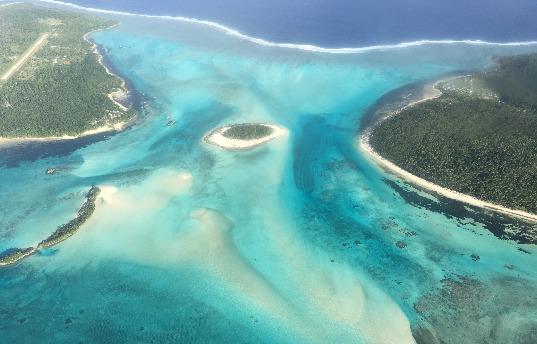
[370,53,537,214]
[0,3,133,137]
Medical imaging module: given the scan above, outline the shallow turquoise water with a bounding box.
[1,13,537,344]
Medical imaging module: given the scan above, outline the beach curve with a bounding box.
[359,81,537,223]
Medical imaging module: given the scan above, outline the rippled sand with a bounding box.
[1,6,537,343]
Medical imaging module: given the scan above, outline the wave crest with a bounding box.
[34,0,537,54]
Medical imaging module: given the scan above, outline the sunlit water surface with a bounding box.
[1,11,537,344]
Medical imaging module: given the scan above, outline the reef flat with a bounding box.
[2,6,537,342]
[0,186,100,266]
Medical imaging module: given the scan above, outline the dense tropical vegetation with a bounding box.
[0,186,100,266]
[0,247,35,267]
[481,54,537,109]
[223,124,273,140]
[39,186,100,248]
[0,3,133,137]
[370,54,537,213]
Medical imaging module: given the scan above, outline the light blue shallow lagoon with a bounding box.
[1,8,537,344]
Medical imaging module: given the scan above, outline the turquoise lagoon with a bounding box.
[1,11,537,344]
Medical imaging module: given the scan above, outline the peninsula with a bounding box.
[0,3,133,139]
[363,54,537,219]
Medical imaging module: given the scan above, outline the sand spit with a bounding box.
[205,123,288,150]
[359,80,537,223]
[98,170,193,211]
[44,167,416,343]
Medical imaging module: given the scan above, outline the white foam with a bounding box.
[36,0,537,54]
[0,1,22,7]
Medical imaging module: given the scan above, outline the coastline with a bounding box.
[0,186,101,267]
[38,0,537,55]
[0,120,132,146]
[0,21,135,146]
[204,124,288,151]
[83,23,131,112]
[359,80,537,223]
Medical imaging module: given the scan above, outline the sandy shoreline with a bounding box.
[204,124,288,150]
[359,80,537,223]
[0,120,131,146]
[84,23,131,112]
[0,22,133,146]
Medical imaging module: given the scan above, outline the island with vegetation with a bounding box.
[0,186,101,267]
[0,247,37,267]
[0,3,133,139]
[364,53,537,219]
[39,186,100,248]
[205,123,287,150]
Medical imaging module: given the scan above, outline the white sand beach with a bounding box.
[359,81,537,222]
[205,124,288,150]
[0,120,131,146]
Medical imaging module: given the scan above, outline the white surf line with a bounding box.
[38,0,537,55]
[0,2,22,7]
[358,85,537,223]
[1,32,49,81]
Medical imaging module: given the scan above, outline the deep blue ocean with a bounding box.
[1,1,537,343]
[50,0,537,47]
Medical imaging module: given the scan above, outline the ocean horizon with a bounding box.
[20,0,537,48]
[1,1,537,343]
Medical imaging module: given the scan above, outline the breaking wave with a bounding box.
[36,0,537,54]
